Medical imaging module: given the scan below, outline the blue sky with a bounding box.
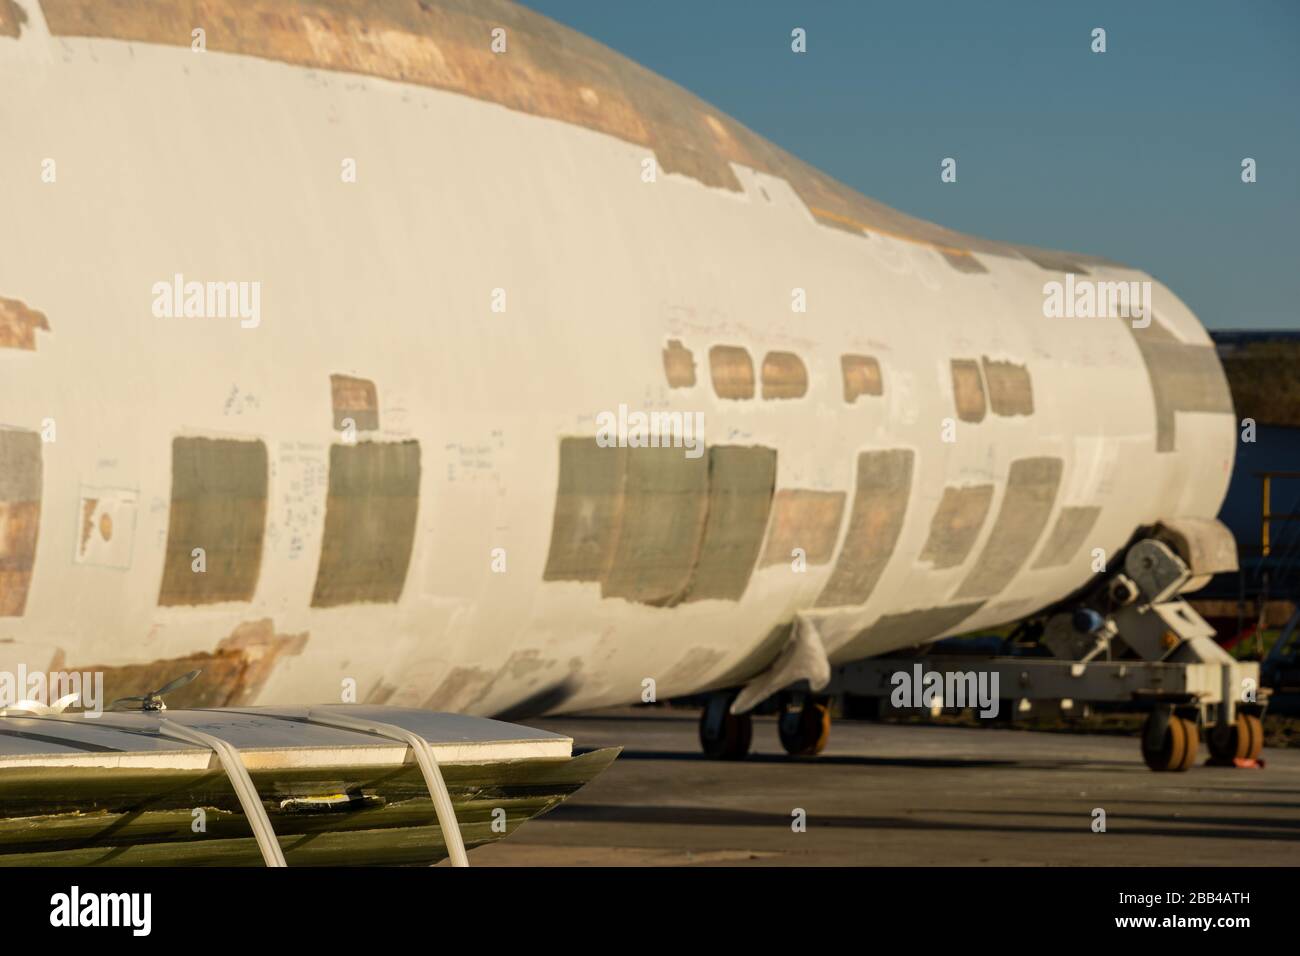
[520,1,1299,330]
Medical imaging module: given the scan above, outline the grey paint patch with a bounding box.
[1032,505,1102,570]
[542,438,626,582]
[950,359,987,423]
[1127,316,1233,453]
[955,457,1063,599]
[311,440,421,607]
[982,357,1034,416]
[0,429,41,502]
[602,446,709,606]
[684,446,776,602]
[919,484,994,569]
[158,437,268,606]
[816,449,914,608]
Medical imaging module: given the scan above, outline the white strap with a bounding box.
[158,718,287,867]
[305,709,469,867]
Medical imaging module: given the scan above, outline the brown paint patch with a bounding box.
[684,446,776,602]
[1019,250,1088,274]
[75,488,137,568]
[941,250,988,274]
[87,619,307,709]
[0,1,24,38]
[950,359,987,423]
[816,450,914,608]
[158,437,268,606]
[760,351,808,400]
[0,297,50,351]
[602,446,708,606]
[919,485,994,570]
[759,489,845,568]
[709,345,755,400]
[79,499,98,554]
[330,373,379,432]
[841,354,883,402]
[1032,506,1102,570]
[662,339,696,388]
[542,438,626,582]
[982,357,1034,416]
[955,457,1063,599]
[311,440,421,607]
[1126,316,1233,453]
[0,430,42,617]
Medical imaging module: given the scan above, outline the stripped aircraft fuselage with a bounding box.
[0,0,1235,716]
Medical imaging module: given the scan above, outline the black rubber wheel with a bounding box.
[699,706,753,760]
[1142,712,1193,772]
[1208,713,1264,763]
[778,701,831,756]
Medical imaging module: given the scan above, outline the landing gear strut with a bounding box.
[778,699,831,756]
[698,693,752,760]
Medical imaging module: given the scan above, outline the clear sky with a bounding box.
[520,1,1299,330]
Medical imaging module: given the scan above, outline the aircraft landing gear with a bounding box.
[778,699,831,756]
[699,692,752,760]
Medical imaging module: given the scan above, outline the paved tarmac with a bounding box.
[467,708,1300,866]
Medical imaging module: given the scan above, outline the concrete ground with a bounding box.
[468,708,1300,866]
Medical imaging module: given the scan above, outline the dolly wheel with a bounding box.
[1207,713,1265,764]
[1176,718,1200,771]
[1239,713,1264,761]
[1141,713,1197,772]
[779,701,832,756]
[699,706,753,760]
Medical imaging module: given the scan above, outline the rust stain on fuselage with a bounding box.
[80,618,308,709]
[0,298,50,351]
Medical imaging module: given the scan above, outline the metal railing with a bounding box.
[1258,471,1300,558]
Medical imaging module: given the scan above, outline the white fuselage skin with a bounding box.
[0,25,1234,716]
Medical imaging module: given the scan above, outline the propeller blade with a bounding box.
[153,669,202,697]
[50,693,81,713]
